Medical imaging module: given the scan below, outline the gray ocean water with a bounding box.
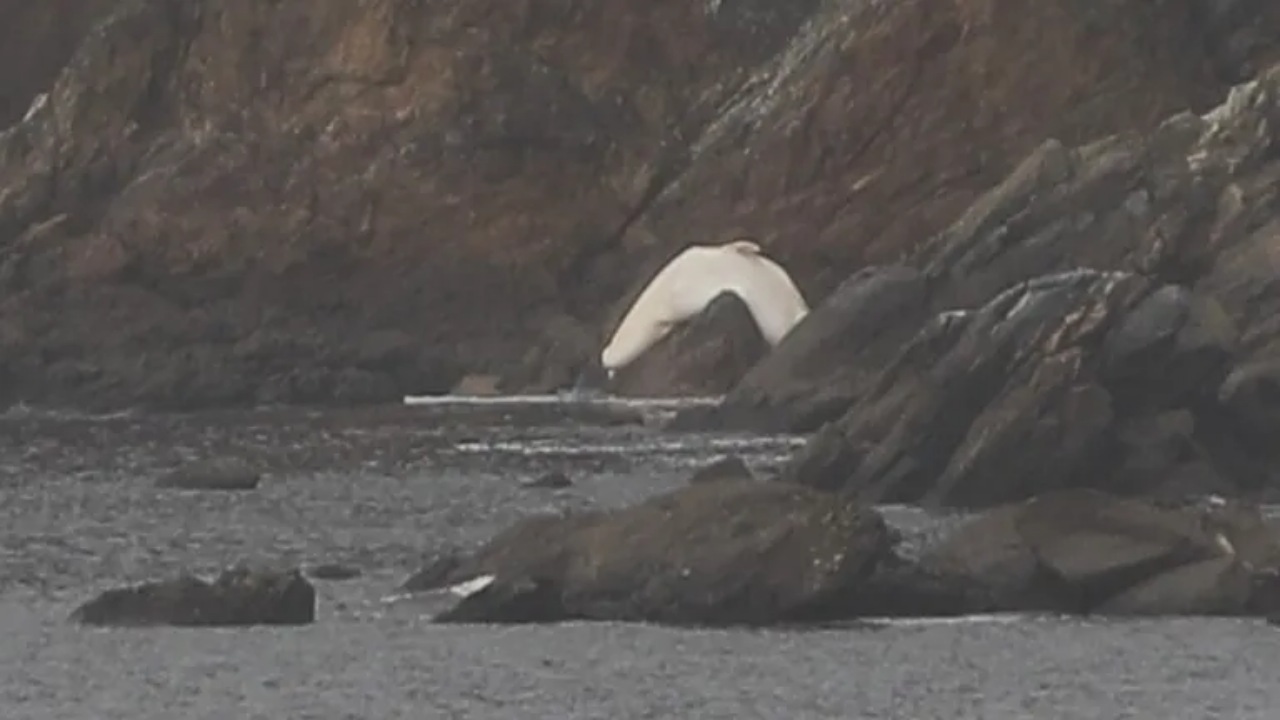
[1,399,1277,720]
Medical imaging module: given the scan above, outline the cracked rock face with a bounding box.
[0,0,1270,408]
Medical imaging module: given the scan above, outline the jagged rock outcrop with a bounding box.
[70,566,316,627]
[783,270,1247,505]
[690,65,1280,505]
[0,0,1271,409]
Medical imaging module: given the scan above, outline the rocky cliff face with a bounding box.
[0,0,1274,409]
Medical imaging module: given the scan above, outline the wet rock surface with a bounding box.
[0,0,1273,408]
[71,566,316,627]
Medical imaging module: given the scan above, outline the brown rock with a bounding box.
[674,265,932,432]
[771,66,1280,506]
[433,480,893,625]
[609,292,768,397]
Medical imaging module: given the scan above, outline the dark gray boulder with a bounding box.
[71,566,316,627]
[431,480,894,626]
[919,489,1280,616]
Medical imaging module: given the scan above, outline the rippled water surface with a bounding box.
[2,400,1278,719]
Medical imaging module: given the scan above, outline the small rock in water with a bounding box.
[688,455,755,485]
[308,563,361,581]
[155,460,261,491]
[70,566,315,627]
[521,471,573,489]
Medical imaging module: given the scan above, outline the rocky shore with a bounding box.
[72,472,1280,628]
[21,1,1280,627]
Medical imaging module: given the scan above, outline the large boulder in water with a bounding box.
[71,566,316,627]
[920,489,1280,616]
[431,480,894,626]
[608,291,769,397]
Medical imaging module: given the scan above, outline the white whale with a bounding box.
[600,239,810,374]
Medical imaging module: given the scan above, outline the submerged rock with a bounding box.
[155,460,261,491]
[71,566,316,627]
[432,480,893,626]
